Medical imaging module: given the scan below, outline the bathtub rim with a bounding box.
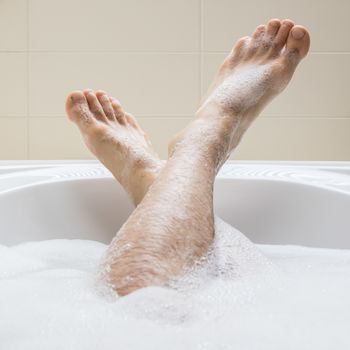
[1,160,350,196]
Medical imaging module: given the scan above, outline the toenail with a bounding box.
[292,27,305,40]
[270,19,280,27]
[282,19,294,27]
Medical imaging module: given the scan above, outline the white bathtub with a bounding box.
[0,160,349,248]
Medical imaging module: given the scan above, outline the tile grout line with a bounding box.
[26,0,29,160]
[11,115,350,120]
[1,50,350,54]
[199,0,204,100]
[199,51,350,55]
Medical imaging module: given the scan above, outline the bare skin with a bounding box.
[66,19,310,295]
[66,89,161,205]
[169,19,310,161]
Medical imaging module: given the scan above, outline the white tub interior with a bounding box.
[0,161,349,248]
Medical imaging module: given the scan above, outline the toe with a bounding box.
[252,24,266,40]
[265,19,281,41]
[66,91,85,117]
[110,97,127,125]
[96,90,115,121]
[248,24,265,57]
[124,113,139,129]
[65,91,94,128]
[258,20,281,53]
[229,36,250,61]
[84,89,108,122]
[271,19,294,54]
[285,25,310,59]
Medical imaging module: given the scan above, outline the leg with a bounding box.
[104,20,310,295]
[66,19,310,296]
[105,129,218,294]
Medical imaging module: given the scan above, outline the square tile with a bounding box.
[28,117,91,159]
[29,0,200,51]
[0,53,27,116]
[138,117,193,158]
[0,117,27,159]
[232,117,350,160]
[0,0,27,51]
[29,53,200,117]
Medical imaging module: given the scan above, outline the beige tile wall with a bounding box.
[0,0,349,160]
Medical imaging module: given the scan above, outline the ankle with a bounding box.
[125,164,160,206]
[196,97,243,122]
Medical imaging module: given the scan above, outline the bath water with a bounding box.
[1,218,350,350]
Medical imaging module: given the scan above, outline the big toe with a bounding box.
[66,91,94,128]
[285,25,310,60]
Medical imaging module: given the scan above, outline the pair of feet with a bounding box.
[66,19,310,202]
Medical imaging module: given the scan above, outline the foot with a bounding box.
[170,19,310,161]
[66,90,162,205]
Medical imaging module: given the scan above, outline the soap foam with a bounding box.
[208,65,272,114]
[1,219,350,350]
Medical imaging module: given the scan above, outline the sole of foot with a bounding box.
[66,90,161,203]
